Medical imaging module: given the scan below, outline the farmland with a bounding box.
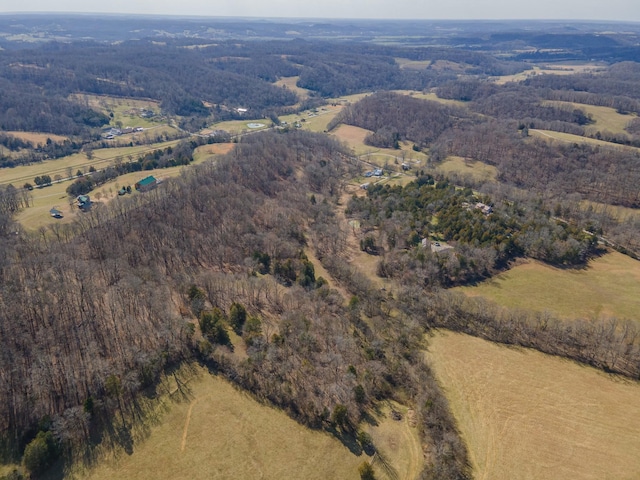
[426,331,640,480]
[79,365,364,480]
[456,251,640,321]
[434,156,498,183]
[543,101,635,136]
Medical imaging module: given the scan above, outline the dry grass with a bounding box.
[435,156,498,183]
[395,58,432,70]
[192,143,234,162]
[331,125,428,168]
[426,331,640,480]
[78,365,363,480]
[529,128,640,151]
[393,90,469,107]
[543,101,635,136]
[581,200,640,222]
[365,401,424,480]
[5,131,68,145]
[332,124,371,147]
[456,252,640,321]
[492,63,606,85]
[273,76,311,100]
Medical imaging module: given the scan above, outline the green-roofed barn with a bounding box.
[135,175,157,192]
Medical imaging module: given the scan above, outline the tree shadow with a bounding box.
[326,426,363,456]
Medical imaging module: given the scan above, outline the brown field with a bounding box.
[529,128,640,151]
[581,199,640,222]
[492,63,606,85]
[456,251,640,321]
[364,401,424,480]
[426,331,640,480]
[332,124,371,147]
[435,156,498,183]
[273,76,311,100]
[397,91,469,107]
[395,58,432,70]
[331,125,428,167]
[192,143,234,162]
[78,365,364,480]
[544,101,635,136]
[5,131,68,145]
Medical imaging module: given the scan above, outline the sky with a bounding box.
[1,0,640,22]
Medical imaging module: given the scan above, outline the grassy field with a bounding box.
[434,156,498,183]
[192,143,234,162]
[544,101,635,136]
[456,251,640,321]
[529,128,640,151]
[0,139,181,188]
[426,331,640,480]
[394,58,432,70]
[364,401,424,480]
[273,76,311,100]
[202,119,269,136]
[78,365,364,480]
[492,63,605,85]
[71,94,164,129]
[330,124,428,168]
[394,90,469,107]
[581,199,640,222]
[5,131,68,145]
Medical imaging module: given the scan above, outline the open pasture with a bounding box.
[395,58,432,70]
[543,101,635,136]
[5,131,68,145]
[581,199,640,222]
[529,128,640,150]
[397,91,469,107]
[426,331,640,480]
[364,401,424,480]
[71,94,163,129]
[273,75,311,100]
[80,366,363,480]
[435,156,498,183]
[331,125,427,166]
[492,63,605,85]
[456,251,640,321]
[192,143,234,162]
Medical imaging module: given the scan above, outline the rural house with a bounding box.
[76,195,91,210]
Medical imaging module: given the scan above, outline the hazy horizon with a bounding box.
[1,0,639,23]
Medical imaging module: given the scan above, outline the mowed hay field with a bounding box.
[81,366,363,480]
[435,156,498,183]
[530,129,640,151]
[543,101,635,136]
[456,252,640,321]
[426,331,640,480]
[6,131,68,145]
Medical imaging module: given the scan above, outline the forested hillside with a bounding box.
[0,131,470,480]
